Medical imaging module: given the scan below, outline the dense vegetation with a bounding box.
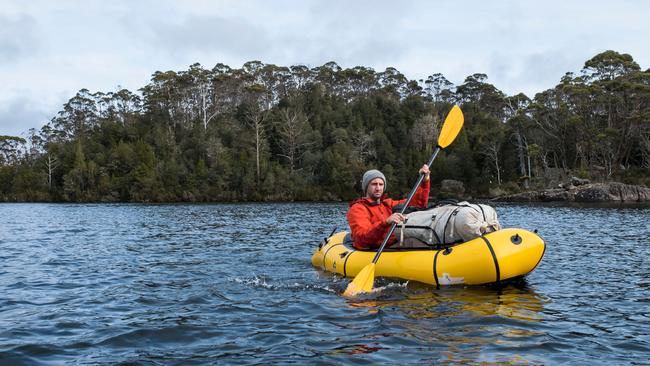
[1,50,649,202]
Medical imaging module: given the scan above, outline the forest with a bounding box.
[1,50,649,202]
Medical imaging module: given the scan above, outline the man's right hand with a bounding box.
[385,213,406,225]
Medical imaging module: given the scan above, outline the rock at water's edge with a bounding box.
[493,182,650,202]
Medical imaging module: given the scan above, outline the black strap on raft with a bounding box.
[479,235,500,284]
[432,249,441,289]
[342,248,354,277]
[322,243,342,271]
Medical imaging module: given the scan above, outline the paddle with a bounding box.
[343,105,464,297]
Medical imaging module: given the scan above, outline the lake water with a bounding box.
[1,202,649,365]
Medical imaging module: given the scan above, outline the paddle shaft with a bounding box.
[370,146,441,264]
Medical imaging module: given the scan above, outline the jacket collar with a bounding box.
[349,195,388,207]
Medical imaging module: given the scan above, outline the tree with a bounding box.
[51,89,99,141]
[3,52,650,203]
[424,73,454,103]
[641,133,650,169]
[63,141,87,200]
[410,113,440,152]
[504,94,533,180]
[0,135,26,166]
[275,107,314,174]
[583,50,640,83]
[350,129,375,165]
[339,66,378,99]
[456,74,507,119]
[585,54,645,171]
[530,87,574,170]
[44,154,59,190]
[378,67,410,99]
[244,104,268,187]
[98,88,142,126]
[481,138,503,185]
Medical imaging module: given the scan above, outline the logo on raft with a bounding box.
[439,273,464,285]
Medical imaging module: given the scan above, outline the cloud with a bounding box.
[2,0,650,138]
[146,14,272,61]
[132,1,410,71]
[0,96,51,136]
[0,14,40,64]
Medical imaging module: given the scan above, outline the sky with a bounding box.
[1,0,649,137]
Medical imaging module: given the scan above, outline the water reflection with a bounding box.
[348,280,548,323]
[343,280,551,363]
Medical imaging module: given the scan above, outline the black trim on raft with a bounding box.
[480,235,500,284]
[433,249,441,289]
[517,233,547,278]
[322,243,343,271]
[530,235,547,274]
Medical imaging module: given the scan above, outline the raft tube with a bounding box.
[311,228,545,286]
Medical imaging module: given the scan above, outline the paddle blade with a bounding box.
[343,263,376,297]
[438,105,464,148]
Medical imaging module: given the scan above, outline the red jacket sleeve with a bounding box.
[347,203,390,250]
[394,178,430,208]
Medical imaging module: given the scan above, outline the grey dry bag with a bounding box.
[395,202,501,246]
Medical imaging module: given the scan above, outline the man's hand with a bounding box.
[419,164,430,181]
[385,213,405,225]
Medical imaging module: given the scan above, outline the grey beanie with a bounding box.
[361,169,386,193]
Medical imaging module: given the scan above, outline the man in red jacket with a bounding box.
[347,166,430,250]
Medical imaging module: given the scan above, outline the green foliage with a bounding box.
[3,51,650,202]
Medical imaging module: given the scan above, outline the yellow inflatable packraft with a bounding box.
[312,228,545,286]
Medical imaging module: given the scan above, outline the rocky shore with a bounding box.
[492,178,650,202]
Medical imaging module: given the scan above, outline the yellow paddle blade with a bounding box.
[438,105,464,148]
[343,263,376,297]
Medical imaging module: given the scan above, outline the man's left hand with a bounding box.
[419,164,430,181]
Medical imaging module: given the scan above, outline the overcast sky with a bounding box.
[2,0,649,136]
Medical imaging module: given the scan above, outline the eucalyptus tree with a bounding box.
[480,137,503,185]
[582,51,643,172]
[350,128,376,165]
[51,89,100,141]
[504,93,533,179]
[410,113,440,152]
[242,87,270,187]
[3,51,650,203]
[456,73,507,120]
[181,63,218,130]
[97,89,142,126]
[339,66,378,100]
[209,63,247,130]
[642,133,650,169]
[0,135,26,166]
[274,107,315,174]
[378,67,411,99]
[141,70,185,132]
[423,73,455,103]
[44,153,59,190]
[530,84,574,171]
[313,61,343,96]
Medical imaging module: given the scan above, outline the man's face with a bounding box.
[366,178,385,200]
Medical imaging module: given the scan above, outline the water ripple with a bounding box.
[1,202,649,364]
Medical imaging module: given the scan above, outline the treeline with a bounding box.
[1,50,649,202]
